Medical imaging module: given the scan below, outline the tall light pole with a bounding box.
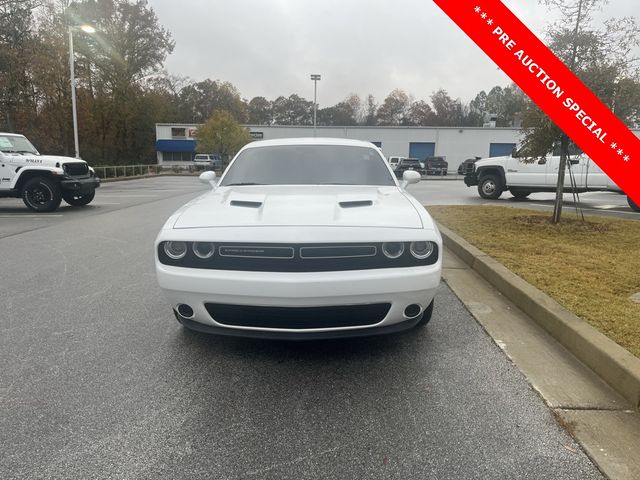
[310,74,321,136]
[68,24,96,159]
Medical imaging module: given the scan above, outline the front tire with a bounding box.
[628,196,640,212]
[478,174,503,199]
[63,190,95,206]
[22,177,62,212]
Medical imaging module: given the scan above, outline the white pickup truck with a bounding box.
[463,151,639,212]
[0,132,100,212]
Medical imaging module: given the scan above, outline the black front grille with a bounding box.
[205,303,391,329]
[63,162,89,176]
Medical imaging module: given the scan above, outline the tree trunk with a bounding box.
[552,134,569,224]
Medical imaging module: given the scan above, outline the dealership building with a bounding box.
[155,123,640,169]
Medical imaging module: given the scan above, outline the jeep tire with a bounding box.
[478,174,503,199]
[628,196,640,213]
[22,177,62,212]
[63,190,95,206]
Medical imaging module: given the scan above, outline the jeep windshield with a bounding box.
[0,135,39,155]
[220,145,396,186]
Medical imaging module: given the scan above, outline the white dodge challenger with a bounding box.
[155,138,442,339]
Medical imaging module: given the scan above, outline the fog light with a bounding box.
[404,304,422,319]
[382,242,405,259]
[177,304,194,318]
[164,241,187,260]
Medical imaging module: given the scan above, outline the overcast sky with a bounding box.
[147,0,637,106]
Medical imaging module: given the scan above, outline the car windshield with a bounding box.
[0,134,38,154]
[220,145,396,186]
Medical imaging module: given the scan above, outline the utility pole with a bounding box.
[311,74,321,136]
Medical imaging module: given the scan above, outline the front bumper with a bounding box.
[156,263,441,338]
[60,176,100,194]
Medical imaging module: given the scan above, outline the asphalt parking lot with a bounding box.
[1,177,604,479]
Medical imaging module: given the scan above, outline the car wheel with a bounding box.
[628,196,640,212]
[415,300,434,328]
[63,190,96,206]
[21,177,62,212]
[510,189,530,200]
[478,174,503,199]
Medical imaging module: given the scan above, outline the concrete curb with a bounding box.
[438,223,640,410]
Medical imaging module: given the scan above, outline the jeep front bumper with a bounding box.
[60,176,100,194]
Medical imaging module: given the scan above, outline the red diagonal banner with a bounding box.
[433,0,639,206]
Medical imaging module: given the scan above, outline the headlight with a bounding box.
[192,242,215,259]
[382,242,405,259]
[410,241,435,259]
[164,241,187,260]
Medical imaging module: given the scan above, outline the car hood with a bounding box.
[475,156,509,168]
[173,185,424,229]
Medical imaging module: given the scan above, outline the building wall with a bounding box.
[156,123,640,168]
[155,123,200,165]
[244,125,526,168]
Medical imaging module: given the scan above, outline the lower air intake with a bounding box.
[205,303,391,329]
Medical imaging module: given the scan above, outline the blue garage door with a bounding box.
[489,143,516,157]
[409,142,435,160]
[156,139,197,153]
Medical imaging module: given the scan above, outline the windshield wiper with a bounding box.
[225,182,265,186]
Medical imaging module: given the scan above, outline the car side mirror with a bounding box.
[400,170,421,188]
[199,170,216,188]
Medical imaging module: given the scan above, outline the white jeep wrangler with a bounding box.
[464,149,639,212]
[0,132,100,212]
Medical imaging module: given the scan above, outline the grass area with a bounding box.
[429,205,640,358]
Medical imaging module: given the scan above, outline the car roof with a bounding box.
[0,132,25,137]
[242,137,379,149]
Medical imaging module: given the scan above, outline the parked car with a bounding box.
[463,149,639,212]
[155,138,443,339]
[457,157,481,175]
[394,158,423,178]
[194,153,222,169]
[0,132,100,212]
[424,156,448,176]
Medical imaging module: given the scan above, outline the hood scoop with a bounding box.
[230,200,263,208]
[339,200,373,208]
